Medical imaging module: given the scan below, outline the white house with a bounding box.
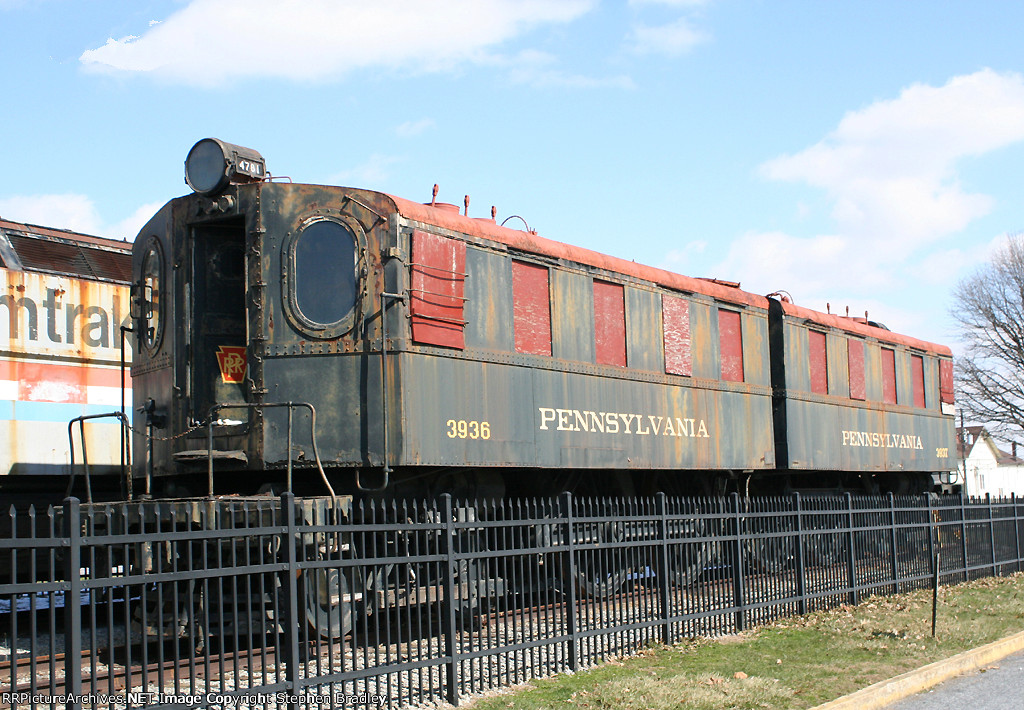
[956,426,1024,498]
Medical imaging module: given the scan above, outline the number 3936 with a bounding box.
[446,420,491,440]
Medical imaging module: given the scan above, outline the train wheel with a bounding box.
[571,521,628,599]
[301,567,354,639]
[745,536,795,574]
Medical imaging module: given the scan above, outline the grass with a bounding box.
[465,572,1024,710]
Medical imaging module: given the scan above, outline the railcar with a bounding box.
[128,138,955,503]
[0,218,132,503]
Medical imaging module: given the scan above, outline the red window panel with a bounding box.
[719,309,744,383]
[809,330,828,395]
[848,339,866,400]
[881,348,897,404]
[663,295,692,376]
[512,261,552,356]
[911,354,925,408]
[593,280,626,367]
[410,230,466,349]
[939,359,954,404]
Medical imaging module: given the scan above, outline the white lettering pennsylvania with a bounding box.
[841,431,924,450]
[538,407,709,438]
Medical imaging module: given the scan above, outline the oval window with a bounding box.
[293,219,358,327]
[140,240,164,352]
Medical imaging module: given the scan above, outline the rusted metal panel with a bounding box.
[551,270,595,363]
[625,287,663,373]
[397,351,774,471]
[592,280,626,367]
[880,347,897,404]
[464,247,513,352]
[689,300,715,380]
[939,359,954,404]
[848,339,866,401]
[662,294,691,376]
[511,260,551,356]
[718,309,744,382]
[410,229,466,349]
[741,310,769,387]
[808,330,828,395]
[827,332,849,398]
[911,355,925,408]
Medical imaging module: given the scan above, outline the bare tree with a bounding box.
[952,233,1024,439]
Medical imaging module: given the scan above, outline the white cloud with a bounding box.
[80,0,596,87]
[500,49,634,88]
[0,194,103,236]
[396,119,435,138]
[328,154,403,187]
[626,17,706,56]
[761,69,1024,254]
[0,194,160,241]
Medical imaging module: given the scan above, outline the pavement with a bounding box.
[811,630,1024,710]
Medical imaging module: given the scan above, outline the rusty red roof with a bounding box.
[0,218,132,283]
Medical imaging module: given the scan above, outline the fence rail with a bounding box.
[0,492,1020,709]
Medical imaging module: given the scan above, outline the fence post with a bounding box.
[656,492,672,645]
[792,493,807,616]
[280,492,301,710]
[441,494,461,706]
[62,497,82,710]
[1014,494,1021,574]
[845,493,858,606]
[730,492,746,632]
[986,493,998,577]
[925,493,937,583]
[560,491,580,673]
[888,493,899,594]
[960,493,969,582]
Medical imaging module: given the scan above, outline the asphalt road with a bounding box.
[888,649,1024,710]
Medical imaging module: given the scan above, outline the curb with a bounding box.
[812,629,1024,709]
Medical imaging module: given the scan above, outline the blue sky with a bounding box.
[2,0,1023,348]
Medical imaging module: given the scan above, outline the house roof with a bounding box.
[956,426,1024,466]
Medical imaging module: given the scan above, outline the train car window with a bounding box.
[293,219,358,327]
[809,330,828,395]
[719,309,744,382]
[881,347,897,404]
[663,295,692,376]
[512,260,552,356]
[848,339,866,400]
[939,359,954,405]
[593,280,626,367]
[911,354,925,408]
[139,238,163,352]
[410,230,467,349]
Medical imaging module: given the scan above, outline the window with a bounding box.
[939,359,954,405]
[911,354,925,408]
[410,230,466,349]
[809,330,828,395]
[881,348,897,404]
[663,295,691,376]
[284,217,362,338]
[719,309,744,382]
[593,280,626,367]
[512,261,551,356]
[848,339,866,400]
[138,238,164,352]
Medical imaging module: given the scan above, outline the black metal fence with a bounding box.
[1,492,1021,710]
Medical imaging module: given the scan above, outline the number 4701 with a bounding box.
[446,419,491,440]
